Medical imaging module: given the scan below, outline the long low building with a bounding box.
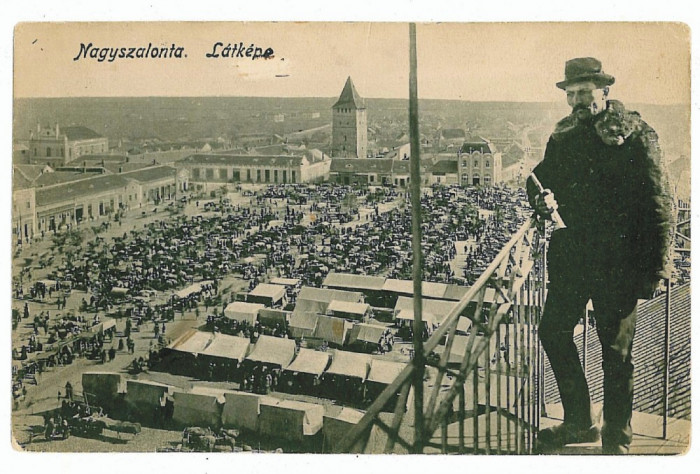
[18,165,185,236]
[176,151,331,187]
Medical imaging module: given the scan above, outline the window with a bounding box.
[291,171,297,183]
[485,160,491,168]
[265,169,271,182]
[247,169,252,182]
[46,147,52,157]
[27,202,31,209]
[257,170,262,182]
[484,175,492,186]
[206,168,214,179]
[474,159,479,168]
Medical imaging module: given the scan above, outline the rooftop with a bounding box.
[460,138,498,155]
[62,126,104,141]
[332,76,366,110]
[180,153,308,168]
[35,174,133,206]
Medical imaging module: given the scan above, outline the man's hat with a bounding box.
[556,57,615,90]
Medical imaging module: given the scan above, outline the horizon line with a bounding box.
[12,95,688,107]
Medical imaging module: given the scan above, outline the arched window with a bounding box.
[46,147,51,157]
[473,173,480,186]
[484,175,492,186]
[485,159,491,168]
[474,159,479,168]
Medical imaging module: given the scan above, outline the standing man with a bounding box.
[528,58,673,454]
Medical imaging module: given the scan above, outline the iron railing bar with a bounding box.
[485,340,491,454]
[514,295,521,454]
[496,322,503,454]
[458,383,465,454]
[425,301,466,421]
[425,302,513,435]
[336,218,536,452]
[473,369,479,453]
[384,379,412,453]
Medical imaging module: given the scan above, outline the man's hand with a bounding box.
[533,189,559,219]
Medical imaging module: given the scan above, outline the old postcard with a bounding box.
[9,20,690,462]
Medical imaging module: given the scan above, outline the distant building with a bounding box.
[28,123,109,167]
[12,169,37,245]
[177,151,331,187]
[457,138,502,187]
[12,165,181,238]
[437,128,466,151]
[330,158,431,187]
[429,160,459,185]
[331,77,368,159]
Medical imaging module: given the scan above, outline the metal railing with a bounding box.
[334,217,546,453]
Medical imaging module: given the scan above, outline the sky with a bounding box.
[13,22,690,105]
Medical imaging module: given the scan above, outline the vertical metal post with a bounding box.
[408,22,425,454]
[506,322,512,452]
[473,370,479,453]
[458,384,465,454]
[496,323,502,454]
[663,278,671,439]
[514,298,520,453]
[582,307,588,376]
[485,342,491,454]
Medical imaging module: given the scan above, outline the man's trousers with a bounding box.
[540,254,639,448]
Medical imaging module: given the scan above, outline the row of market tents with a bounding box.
[159,331,406,403]
[80,371,403,450]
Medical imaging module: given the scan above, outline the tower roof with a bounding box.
[332,76,365,109]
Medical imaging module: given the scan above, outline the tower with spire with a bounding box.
[331,76,367,158]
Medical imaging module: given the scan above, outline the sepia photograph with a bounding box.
[7,14,692,462]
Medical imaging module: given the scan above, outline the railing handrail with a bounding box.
[335,216,539,453]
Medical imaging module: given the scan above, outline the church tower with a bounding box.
[331,76,367,158]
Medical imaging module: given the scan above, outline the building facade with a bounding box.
[28,123,109,167]
[457,138,503,187]
[15,165,181,237]
[331,77,368,159]
[177,152,331,188]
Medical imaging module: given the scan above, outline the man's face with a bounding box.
[565,81,606,115]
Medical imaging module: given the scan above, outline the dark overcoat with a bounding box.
[526,102,673,297]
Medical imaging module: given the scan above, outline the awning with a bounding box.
[348,323,387,345]
[395,309,437,326]
[367,359,406,385]
[325,351,372,381]
[313,315,351,346]
[284,348,331,376]
[223,302,265,324]
[327,300,370,317]
[200,333,250,362]
[245,335,296,368]
[167,330,213,354]
[249,283,286,302]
